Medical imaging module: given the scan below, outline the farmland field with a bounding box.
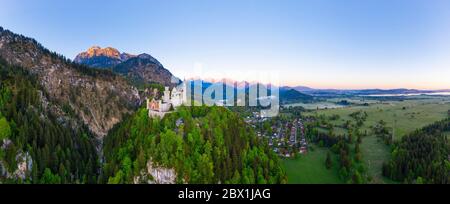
[284,145,343,184]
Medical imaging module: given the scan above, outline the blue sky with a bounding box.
[1,0,450,89]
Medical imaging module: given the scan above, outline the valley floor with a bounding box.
[360,135,396,184]
[284,96,450,184]
[284,145,343,184]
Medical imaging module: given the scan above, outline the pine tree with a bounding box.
[325,151,332,169]
[0,117,11,140]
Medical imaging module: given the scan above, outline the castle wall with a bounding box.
[148,110,170,118]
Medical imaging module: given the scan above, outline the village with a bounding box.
[244,111,309,158]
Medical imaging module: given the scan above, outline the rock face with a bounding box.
[0,140,32,181]
[147,160,176,184]
[75,47,180,87]
[74,46,135,68]
[12,152,33,180]
[134,160,177,184]
[0,27,141,138]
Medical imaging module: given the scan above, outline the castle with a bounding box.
[147,82,187,118]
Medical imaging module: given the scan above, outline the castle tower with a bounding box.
[182,80,187,105]
[163,87,170,103]
[170,87,182,108]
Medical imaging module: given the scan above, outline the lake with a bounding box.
[363,92,450,97]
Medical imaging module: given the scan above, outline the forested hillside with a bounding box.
[0,58,99,184]
[382,118,450,184]
[102,106,287,184]
[0,27,141,138]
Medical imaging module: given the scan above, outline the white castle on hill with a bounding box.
[147,82,187,118]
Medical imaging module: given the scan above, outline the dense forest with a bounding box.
[382,118,450,184]
[102,105,287,184]
[0,58,99,184]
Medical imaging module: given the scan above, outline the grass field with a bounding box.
[284,145,343,184]
[300,96,450,183]
[306,98,450,139]
[360,135,396,183]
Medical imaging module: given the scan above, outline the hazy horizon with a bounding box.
[1,0,450,90]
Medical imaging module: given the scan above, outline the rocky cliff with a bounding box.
[0,27,141,138]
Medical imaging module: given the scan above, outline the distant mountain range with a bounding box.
[75,46,179,87]
[185,79,450,104]
[185,79,316,104]
[284,86,450,97]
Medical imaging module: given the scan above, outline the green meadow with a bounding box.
[306,98,450,139]
[284,145,343,184]
[285,97,450,183]
[360,135,396,183]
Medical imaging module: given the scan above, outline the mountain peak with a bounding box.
[84,46,121,59]
[74,46,135,68]
[74,47,177,87]
[88,45,101,50]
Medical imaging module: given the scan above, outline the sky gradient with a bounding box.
[1,0,450,89]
